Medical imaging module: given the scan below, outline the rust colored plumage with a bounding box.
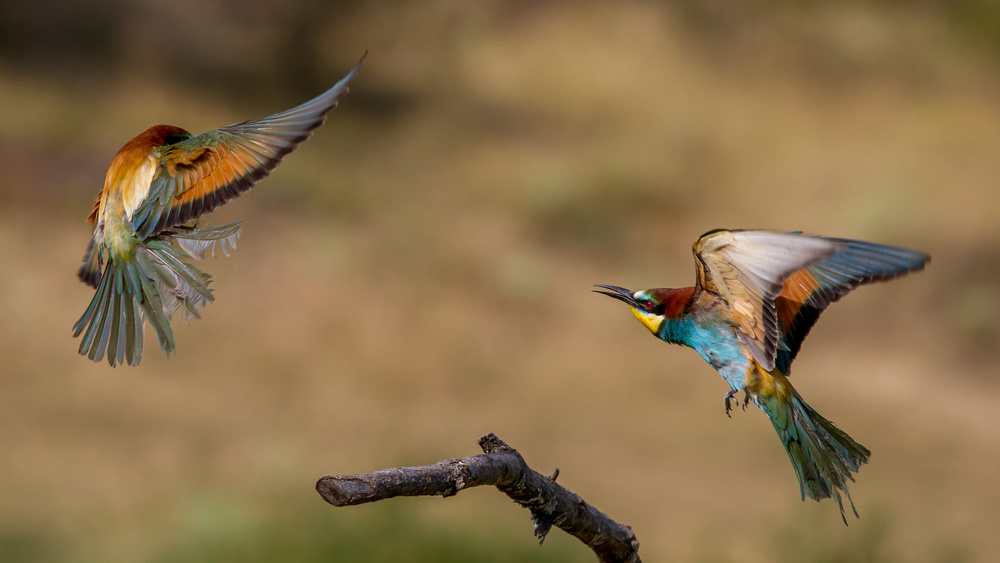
[74,54,365,366]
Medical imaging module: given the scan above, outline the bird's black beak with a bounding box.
[593,284,639,308]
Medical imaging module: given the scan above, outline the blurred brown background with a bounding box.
[1,1,998,561]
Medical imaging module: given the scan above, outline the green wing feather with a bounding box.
[132,54,365,239]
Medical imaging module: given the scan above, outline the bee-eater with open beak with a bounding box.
[74,54,365,367]
[595,229,929,523]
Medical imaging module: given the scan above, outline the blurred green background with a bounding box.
[1,1,999,561]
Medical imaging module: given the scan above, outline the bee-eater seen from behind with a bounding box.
[74,54,365,367]
[595,229,929,523]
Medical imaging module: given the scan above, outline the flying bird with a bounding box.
[74,54,366,367]
[595,229,929,523]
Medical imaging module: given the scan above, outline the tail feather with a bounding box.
[77,238,103,288]
[116,281,140,365]
[764,391,870,524]
[73,233,222,366]
[73,256,170,366]
[94,280,117,359]
[76,265,115,358]
[133,263,174,354]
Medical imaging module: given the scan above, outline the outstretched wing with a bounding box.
[693,229,920,370]
[693,230,837,370]
[774,238,929,373]
[131,54,365,239]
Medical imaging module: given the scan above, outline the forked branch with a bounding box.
[316,433,641,563]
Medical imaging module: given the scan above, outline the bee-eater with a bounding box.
[595,229,929,523]
[74,54,365,367]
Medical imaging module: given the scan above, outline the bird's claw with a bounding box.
[723,389,738,418]
[724,389,751,417]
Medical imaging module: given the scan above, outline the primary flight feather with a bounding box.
[74,54,365,367]
[596,228,929,523]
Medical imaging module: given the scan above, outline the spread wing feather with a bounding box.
[131,55,365,239]
[693,229,837,371]
[693,229,928,371]
[774,238,929,373]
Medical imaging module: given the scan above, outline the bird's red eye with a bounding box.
[643,300,654,310]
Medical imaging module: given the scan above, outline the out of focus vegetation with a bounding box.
[1,1,998,562]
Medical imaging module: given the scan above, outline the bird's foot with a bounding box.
[723,389,739,418]
[742,391,751,411]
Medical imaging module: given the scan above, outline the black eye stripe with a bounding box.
[637,299,665,316]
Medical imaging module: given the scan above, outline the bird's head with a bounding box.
[593,284,667,335]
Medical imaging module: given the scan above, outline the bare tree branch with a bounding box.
[316,433,641,563]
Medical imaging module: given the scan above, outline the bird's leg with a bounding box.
[742,390,751,411]
[723,389,739,418]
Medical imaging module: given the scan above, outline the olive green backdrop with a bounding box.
[1,1,998,561]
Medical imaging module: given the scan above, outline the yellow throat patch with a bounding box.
[631,307,664,335]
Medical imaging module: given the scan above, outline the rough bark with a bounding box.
[316,433,641,563]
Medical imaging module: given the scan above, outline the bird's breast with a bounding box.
[667,316,749,375]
